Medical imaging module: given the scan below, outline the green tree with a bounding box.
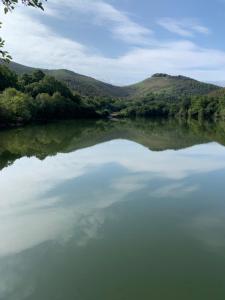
[25,75,75,99]
[0,88,34,123]
[0,64,17,91]
[32,69,45,82]
[19,73,33,86]
[19,69,45,88]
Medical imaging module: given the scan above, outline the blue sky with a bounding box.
[1,0,225,85]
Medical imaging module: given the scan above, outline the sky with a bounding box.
[1,0,225,85]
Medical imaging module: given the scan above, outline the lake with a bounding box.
[1,118,225,300]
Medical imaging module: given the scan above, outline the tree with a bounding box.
[0,0,46,61]
[19,69,45,87]
[24,75,75,99]
[0,88,34,123]
[0,64,18,90]
[1,0,45,12]
[32,69,45,82]
[19,73,33,86]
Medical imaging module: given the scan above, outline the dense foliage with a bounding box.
[118,92,225,121]
[0,64,18,90]
[0,65,101,126]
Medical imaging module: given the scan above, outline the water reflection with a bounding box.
[1,119,225,299]
[1,118,225,171]
[0,139,224,256]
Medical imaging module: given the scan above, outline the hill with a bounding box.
[4,61,221,99]
[126,73,220,99]
[5,61,129,98]
[208,87,225,98]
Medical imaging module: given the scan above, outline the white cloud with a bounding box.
[152,183,199,198]
[1,2,225,85]
[48,0,153,45]
[0,140,225,257]
[158,18,210,37]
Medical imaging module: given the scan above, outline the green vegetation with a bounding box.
[118,88,225,121]
[1,62,225,128]
[0,64,18,90]
[0,64,101,127]
[125,73,219,99]
[6,61,129,98]
[6,62,220,98]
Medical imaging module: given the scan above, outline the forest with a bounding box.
[118,92,225,120]
[0,64,104,127]
[0,64,225,128]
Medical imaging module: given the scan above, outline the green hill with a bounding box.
[125,73,220,99]
[208,87,225,98]
[5,61,129,98]
[4,61,221,99]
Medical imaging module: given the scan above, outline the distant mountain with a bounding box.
[5,61,221,99]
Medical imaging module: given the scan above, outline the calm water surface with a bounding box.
[1,119,225,299]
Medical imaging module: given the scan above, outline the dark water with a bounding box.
[1,119,225,300]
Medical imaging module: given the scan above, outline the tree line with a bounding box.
[0,64,103,127]
[118,92,225,120]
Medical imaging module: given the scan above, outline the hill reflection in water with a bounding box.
[1,118,225,171]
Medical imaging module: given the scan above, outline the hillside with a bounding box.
[5,61,129,98]
[208,87,225,98]
[4,61,221,99]
[126,73,220,99]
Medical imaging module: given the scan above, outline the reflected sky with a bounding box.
[1,138,225,299]
[1,139,225,256]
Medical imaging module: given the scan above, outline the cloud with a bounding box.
[1,2,225,85]
[152,183,199,198]
[158,18,210,37]
[48,0,153,45]
[0,140,225,257]
[187,213,225,252]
